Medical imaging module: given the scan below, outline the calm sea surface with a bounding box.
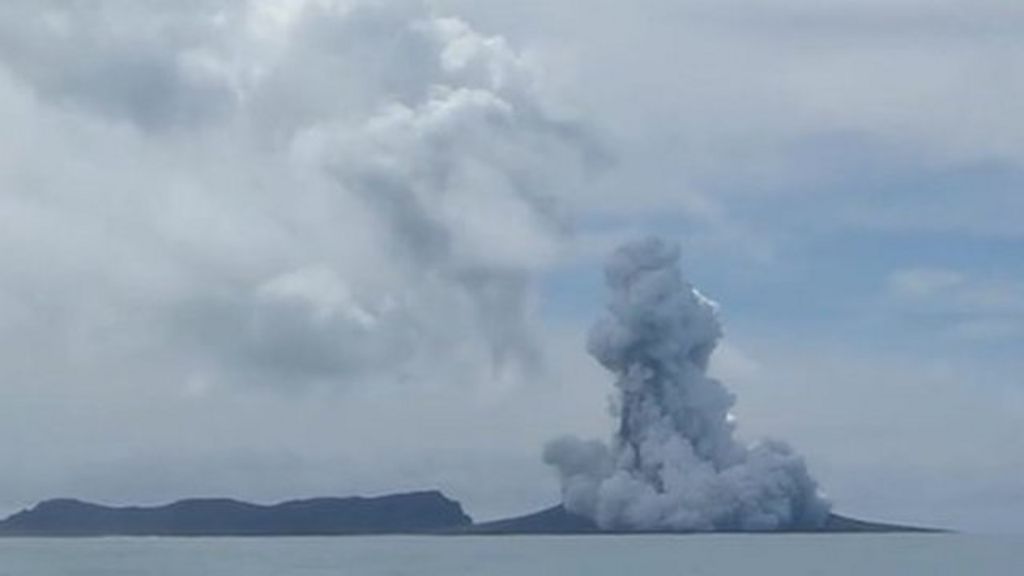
[0,534,1017,575]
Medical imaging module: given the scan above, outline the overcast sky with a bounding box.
[0,0,1021,534]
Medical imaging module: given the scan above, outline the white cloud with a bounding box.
[0,0,592,514]
[0,0,591,387]
[440,0,1024,247]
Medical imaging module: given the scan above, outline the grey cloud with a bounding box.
[0,1,596,517]
[0,1,239,129]
[546,238,828,531]
[442,0,1024,247]
[677,1,1024,41]
[0,0,589,391]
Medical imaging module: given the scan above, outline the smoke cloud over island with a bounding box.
[0,0,592,511]
[545,237,830,531]
[0,0,1017,533]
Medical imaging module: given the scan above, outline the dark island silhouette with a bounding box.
[0,492,470,537]
[0,492,940,536]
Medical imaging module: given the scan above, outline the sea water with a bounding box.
[0,534,1017,575]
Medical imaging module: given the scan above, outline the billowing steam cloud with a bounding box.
[545,237,830,531]
[0,0,591,390]
[0,0,595,511]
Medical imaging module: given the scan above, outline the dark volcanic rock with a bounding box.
[463,506,943,534]
[0,491,472,536]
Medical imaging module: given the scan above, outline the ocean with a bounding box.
[0,534,1016,575]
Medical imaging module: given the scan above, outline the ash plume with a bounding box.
[544,237,830,531]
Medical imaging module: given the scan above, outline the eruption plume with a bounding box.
[544,237,830,531]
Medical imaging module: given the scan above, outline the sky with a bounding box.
[0,0,1021,534]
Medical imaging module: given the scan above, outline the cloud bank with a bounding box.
[0,0,595,516]
[0,0,587,390]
